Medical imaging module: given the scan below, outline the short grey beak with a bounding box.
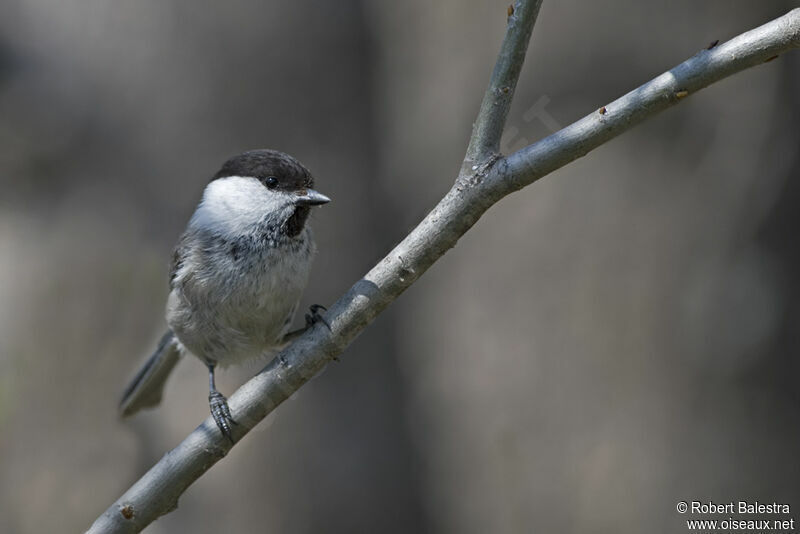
[295,189,331,206]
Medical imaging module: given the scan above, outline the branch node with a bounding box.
[458,153,502,188]
[119,504,135,520]
[203,445,229,461]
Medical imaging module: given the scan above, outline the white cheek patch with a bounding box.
[191,176,285,236]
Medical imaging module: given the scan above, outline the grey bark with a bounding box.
[87,5,800,533]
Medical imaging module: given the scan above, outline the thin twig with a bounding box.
[87,6,800,533]
[462,0,544,174]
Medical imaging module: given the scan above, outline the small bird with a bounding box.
[120,149,330,440]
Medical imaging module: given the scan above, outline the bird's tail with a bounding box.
[119,330,182,418]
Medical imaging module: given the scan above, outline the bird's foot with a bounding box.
[305,304,331,331]
[306,304,338,361]
[209,389,237,442]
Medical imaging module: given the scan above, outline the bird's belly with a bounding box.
[167,240,313,367]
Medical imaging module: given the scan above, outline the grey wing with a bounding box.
[169,233,191,288]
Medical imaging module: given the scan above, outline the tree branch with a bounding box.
[462,0,544,172]
[88,6,800,533]
[496,7,800,195]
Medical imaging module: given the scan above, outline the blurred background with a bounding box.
[1,1,798,532]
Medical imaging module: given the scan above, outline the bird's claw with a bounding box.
[305,304,331,331]
[209,389,237,442]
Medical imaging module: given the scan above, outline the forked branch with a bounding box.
[88,5,800,533]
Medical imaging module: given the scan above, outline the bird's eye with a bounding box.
[265,176,278,189]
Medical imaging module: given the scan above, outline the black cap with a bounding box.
[213,149,314,192]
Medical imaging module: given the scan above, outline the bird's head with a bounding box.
[193,149,330,238]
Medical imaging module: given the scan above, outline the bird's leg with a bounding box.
[282,304,331,342]
[207,362,236,442]
[279,304,335,361]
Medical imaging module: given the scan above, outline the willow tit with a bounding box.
[119,149,330,440]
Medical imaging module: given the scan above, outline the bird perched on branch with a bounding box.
[120,149,331,440]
